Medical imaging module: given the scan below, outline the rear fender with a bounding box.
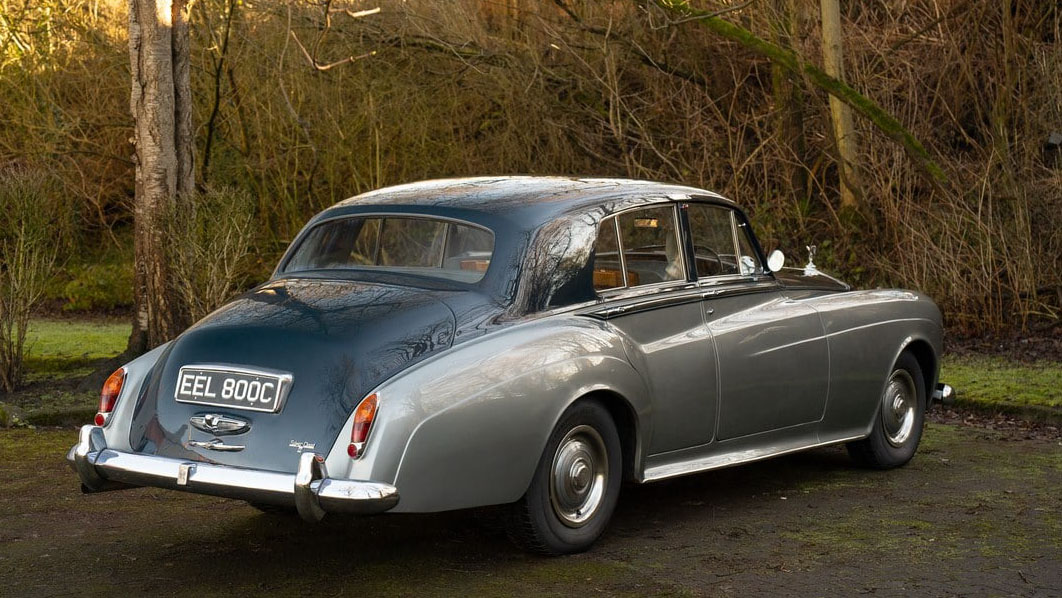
[323,317,649,513]
[95,343,170,452]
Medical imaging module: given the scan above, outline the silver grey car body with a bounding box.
[70,176,945,527]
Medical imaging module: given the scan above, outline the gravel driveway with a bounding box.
[1,417,1059,597]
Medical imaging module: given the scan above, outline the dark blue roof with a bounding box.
[327,176,729,225]
[290,177,740,313]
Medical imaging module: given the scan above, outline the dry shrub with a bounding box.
[1,0,1059,333]
[0,0,131,240]
[166,187,257,323]
[0,168,70,391]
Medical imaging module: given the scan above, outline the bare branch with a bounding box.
[290,29,375,71]
[330,7,381,19]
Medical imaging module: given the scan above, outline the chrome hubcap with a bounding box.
[549,425,608,528]
[881,369,917,447]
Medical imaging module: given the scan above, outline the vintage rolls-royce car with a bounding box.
[70,177,951,554]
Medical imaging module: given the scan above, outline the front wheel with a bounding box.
[847,352,926,469]
[507,400,622,555]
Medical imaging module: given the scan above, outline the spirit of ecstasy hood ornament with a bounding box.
[804,244,819,276]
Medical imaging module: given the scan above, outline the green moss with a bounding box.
[941,355,1062,412]
[0,428,77,458]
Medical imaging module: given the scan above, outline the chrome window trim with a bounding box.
[615,216,629,288]
[728,211,742,271]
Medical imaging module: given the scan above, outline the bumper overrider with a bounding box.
[932,383,954,406]
[67,425,399,522]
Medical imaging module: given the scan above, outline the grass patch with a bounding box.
[23,318,130,379]
[941,355,1062,417]
[1,319,130,426]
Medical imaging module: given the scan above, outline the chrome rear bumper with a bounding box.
[67,425,399,522]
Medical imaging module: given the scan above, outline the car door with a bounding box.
[685,202,830,441]
[589,203,719,454]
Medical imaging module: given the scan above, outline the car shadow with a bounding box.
[116,445,870,589]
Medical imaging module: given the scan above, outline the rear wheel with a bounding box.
[507,400,622,555]
[847,351,926,469]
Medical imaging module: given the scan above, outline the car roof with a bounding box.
[329,176,731,223]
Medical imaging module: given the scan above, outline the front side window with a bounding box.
[283,216,494,283]
[735,220,764,275]
[592,205,685,292]
[687,204,739,277]
[687,203,762,278]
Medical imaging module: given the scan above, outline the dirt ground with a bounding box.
[1,416,1059,598]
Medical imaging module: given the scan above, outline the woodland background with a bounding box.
[1,0,1059,337]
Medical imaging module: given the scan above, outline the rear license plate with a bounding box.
[174,365,293,413]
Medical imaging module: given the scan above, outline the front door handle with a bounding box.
[705,307,715,316]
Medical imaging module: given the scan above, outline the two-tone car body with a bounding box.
[70,177,950,553]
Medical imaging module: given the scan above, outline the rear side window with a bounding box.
[283,216,494,283]
[592,205,685,292]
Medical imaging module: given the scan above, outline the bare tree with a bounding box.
[819,0,862,212]
[127,0,195,353]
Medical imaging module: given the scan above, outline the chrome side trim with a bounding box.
[641,434,865,482]
[68,425,399,518]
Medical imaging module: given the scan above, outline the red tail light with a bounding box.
[347,393,378,459]
[95,367,126,426]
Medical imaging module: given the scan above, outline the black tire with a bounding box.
[506,400,622,555]
[847,351,926,469]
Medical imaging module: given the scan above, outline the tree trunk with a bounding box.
[819,0,862,212]
[769,0,808,199]
[126,0,194,355]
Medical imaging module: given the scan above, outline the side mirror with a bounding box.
[767,249,785,272]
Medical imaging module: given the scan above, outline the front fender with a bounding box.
[324,316,649,513]
[809,290,943,439]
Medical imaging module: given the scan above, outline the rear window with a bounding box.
[282,216,494,283]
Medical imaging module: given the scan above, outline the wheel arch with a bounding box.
[898,338,938,407]
[573,390,642,483]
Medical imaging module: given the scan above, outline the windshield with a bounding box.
[282,215,494,283]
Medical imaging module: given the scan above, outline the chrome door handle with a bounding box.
[705,307,715,316]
